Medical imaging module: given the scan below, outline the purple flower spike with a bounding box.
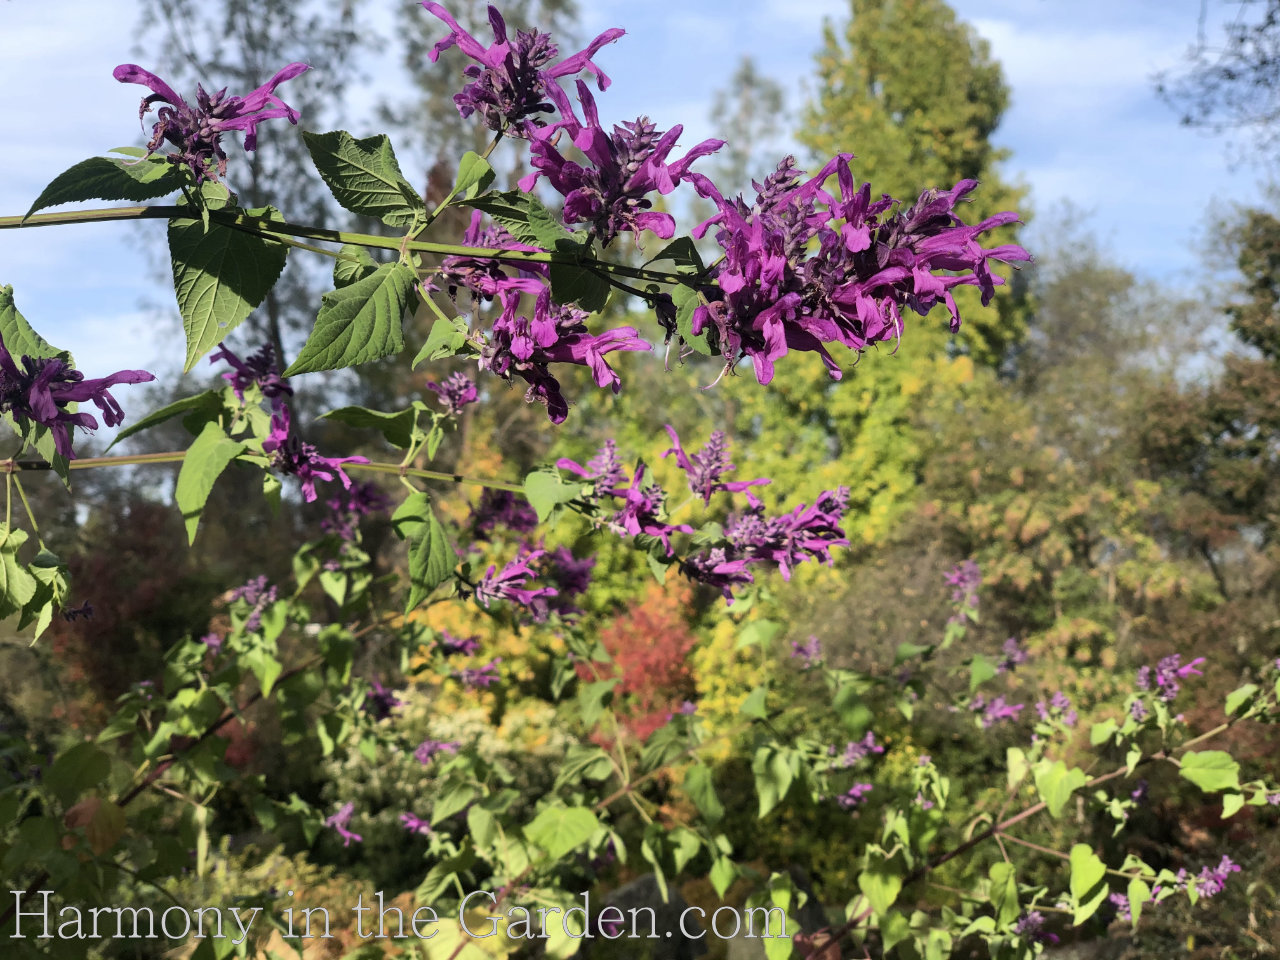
[422,3,624,133]
[0,333,155,460]
[324,801,362,847]
[996,637,1028,673]
[363,679,404,722]
[456,657,502,689]
[791,635,822,667]
[263,405,369,503]
[475,549,558,620]
[114,61,309,182]
[521,81,723,244]
[400,812,433,836]
[210,343,292,405]
[426,372,479,416]
[837,783,873,810]
[479,286,650,423]
[663,425,769,505]
[437,631,482,657]
[684,155,1029,384]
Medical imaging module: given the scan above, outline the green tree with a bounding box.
[801,0,1028,363]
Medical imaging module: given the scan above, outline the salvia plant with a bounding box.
[0,4,1272,960]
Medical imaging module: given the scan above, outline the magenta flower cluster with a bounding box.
[114,62,308,182]
[558,428,848,603]
[0,334,154,460]
[1137,654,1206,702]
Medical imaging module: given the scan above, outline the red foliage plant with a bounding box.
[581,581,698,742]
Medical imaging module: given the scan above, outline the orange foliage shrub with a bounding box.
[583,581,698,742]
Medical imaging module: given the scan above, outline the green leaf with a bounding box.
[968,654,997,692]
[244,649,283,698]
[45,743,112,807]
[453,151,496,201]
[175,422,246,543]
[525,806,600,861]
[1035,760,1088,818]
[1225,683,1259,717]
[467,806,497,849]
[168,205,289,371]
[0,526,38,621]
[1128,878,1150,928]
[670,285,712,356]
[0,285,72,482]
[391,492,457,611]
[548,260,610,313]
[736,620,782,650]
[416,849,476,902]
[109,390,223,450]
[321,404,419,449]
[302,130,424,227]
[752,745,792,817]
[1179,751,1240,793]
[1221,793,1245,818]
[880,911,911,955]
[1089,719,1118,746]
[285,262,416,375]
[858,861,903,917]
[414,314,470,367]
[740,686,769,720]
[26,156,184,219]
[432,783,478,825]
[1006,747,1030,791]
[464,190,578,249]
[684,763,725,824]
[333,244,379,288]
[524,470,582,523]
[645,236,705,275]
[710,857,737,899]
[988,862,1019,926]
[1068,843,1106,902]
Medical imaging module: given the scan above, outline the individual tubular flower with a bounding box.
[421,3,624,133]
[474,550,558,620]
[996,636,1028,673]
[324,802,362,847]
[479,285,650,423]
[791,635,822,667]
[0,335,155,460]
[426,371,479,416]
[210,343,292,405]
[262,405,369,503]
[836,783,873,810]
[114,62,308,182]
[437,631,481,657]
[831,732,884,768]
[456,657,502,688]
[414,739,460,764]
[969,694,1024,729]
[663,426,768,505]
[400,812,433,836]
[685,155,1030,384]
[520,81,723,245]
[430,211,547,304]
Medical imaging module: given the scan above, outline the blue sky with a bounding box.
[0,0,1268,383]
